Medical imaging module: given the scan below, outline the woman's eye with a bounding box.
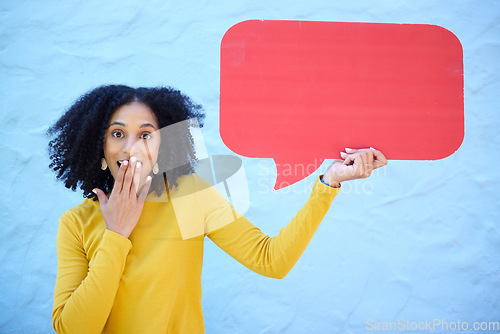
[141,133,153,140]
[111,131,123,138]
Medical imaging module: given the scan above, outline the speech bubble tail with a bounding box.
[272,158,324,191]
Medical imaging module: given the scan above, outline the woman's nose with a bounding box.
[121,137,136,155]
[122,137,146,158]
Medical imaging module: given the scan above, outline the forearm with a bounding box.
[208,177,339,279]
[52,229,131,334]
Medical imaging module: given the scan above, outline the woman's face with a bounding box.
[103,101,161,187]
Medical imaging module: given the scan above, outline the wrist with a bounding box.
[107,226,132,239]
[320,175,341,188]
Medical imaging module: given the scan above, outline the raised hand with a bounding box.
[322,147,388,187]
[93,156,152,238]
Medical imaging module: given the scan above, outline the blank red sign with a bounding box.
[220,20,464,190]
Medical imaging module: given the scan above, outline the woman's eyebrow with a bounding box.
[107,122,156,130]
[140,123,157,130]
[108,121,125,128]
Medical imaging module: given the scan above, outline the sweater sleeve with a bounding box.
[206,176,340,279]
[52,211,132,334]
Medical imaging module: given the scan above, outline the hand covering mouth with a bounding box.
[117,159,144,167]
[117,160,128,168]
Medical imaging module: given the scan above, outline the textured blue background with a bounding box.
[1,0,499,333]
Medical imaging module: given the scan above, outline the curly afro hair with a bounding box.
[47,84,205,200]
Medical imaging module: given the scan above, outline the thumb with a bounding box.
[92,188,108,206]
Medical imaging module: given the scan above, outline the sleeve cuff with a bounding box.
[102,229,132,251]
[311,175,341,199]
[319,175,341,188]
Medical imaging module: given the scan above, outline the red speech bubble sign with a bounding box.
[220,20,464,190]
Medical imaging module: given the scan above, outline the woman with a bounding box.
[48,84,387,333]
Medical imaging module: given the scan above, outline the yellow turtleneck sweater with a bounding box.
[52,174,339,333]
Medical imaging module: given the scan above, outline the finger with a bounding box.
[123,156,137,195]
[358,152,368,177]
[340,151,347,161]
[112,159,128,194]
[137,176,152,201]
[356,153,367,176]
[92,188,108,206]
[345,147,359,153]
[133,161,142,195]
[343,153,355,166]
[370,147,388,169]
[346,152,362,176]
[347,149,374,177]
[365,149,374,175]
[345,147,371,165]
[347,147,375,154]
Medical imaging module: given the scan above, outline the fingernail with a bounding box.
[146,176,152,182]
[130,156,137,163]
[123,160,129,166]
[340,152,347,157]
[370,147,377,151]
[345,147,353,152]
[92,189,97,194]
[136,161,141,168]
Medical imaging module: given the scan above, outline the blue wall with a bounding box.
[1,0,499,333]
